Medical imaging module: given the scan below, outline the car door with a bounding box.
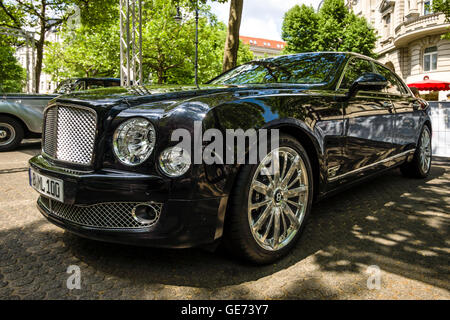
[374,64,422,155]
[337,57,396,179]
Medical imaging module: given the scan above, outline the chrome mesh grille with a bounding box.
[38,197,162,229]
[43,105,97,165]
[43,108,58,157]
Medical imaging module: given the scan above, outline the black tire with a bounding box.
[400,125,432,179]
[0,116,25,152]
[223,134,314,265]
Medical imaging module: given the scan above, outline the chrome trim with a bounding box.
[328,149,416,182]
[131,203,161,225]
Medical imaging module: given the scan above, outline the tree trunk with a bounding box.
[223,0,244,72]
[34,1,46,93]
[34,33,45,93]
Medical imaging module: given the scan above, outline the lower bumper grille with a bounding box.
[38,197,162,229]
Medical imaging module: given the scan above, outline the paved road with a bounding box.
[0,141,449,300]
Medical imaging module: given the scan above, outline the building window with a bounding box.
[424,46,438,72]
[424,0,432,15]
[383,13,391,37]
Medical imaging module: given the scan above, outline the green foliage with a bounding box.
[0,37,25,93]
[281,4,318,53]
[44,0,253,85]
[282,0,377,58]
[142,0,252,84]
[433,0,450,39]
[44,24,120,81]
[71,0,118,27]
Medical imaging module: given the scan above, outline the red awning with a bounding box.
[408,79,450,91]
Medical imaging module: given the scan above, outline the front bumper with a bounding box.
[29,155,226,248]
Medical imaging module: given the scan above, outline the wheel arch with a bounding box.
[423,119,432,133]
[219,122,325,238]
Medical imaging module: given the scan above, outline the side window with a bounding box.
[340,58,374,90]
[86,80,105,90]
[376,65,406,95]
[106,81,120,87]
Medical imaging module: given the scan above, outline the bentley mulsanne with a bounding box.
[29,52,432,264]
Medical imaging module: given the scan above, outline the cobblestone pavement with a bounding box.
[0,141,449,300]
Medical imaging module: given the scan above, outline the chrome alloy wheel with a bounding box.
[248,147,309,251]
[0,123,16,147]
[420,127,432,173]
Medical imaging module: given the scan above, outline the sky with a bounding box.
[208,0,321,41]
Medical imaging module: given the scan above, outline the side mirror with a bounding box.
[347,73,388,99]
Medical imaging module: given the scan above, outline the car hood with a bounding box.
[52,84,237,108]
[51,83,320,111]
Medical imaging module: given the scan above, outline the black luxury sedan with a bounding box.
[29,52,432,264]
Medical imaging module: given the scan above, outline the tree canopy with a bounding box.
[0,7,25,93]
[0,37,25,93]
[282,0,377,58]
[0,0,79,92]
[43,0,253,85]
[432,0,450,39]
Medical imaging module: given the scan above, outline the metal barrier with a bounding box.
[429,102,450,157]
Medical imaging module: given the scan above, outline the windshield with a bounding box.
[210,53,343,86]
[56,80,77,94]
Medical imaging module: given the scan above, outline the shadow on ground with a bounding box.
[17,140,41,156]
[1,162,448,299]
[62,163,450,290]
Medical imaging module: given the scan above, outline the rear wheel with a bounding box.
[224,134,314,264]
[400,125,432,178]
[0,116,24,152]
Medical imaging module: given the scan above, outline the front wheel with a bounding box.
[0,116,25,152]
[401,125,432,178]
[224,134,314,264]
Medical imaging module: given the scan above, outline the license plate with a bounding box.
[29,169,64,202]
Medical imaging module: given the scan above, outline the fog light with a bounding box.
[159,146,191,177]
[132,204,159,224]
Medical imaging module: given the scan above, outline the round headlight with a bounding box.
[159,146,191,177]
[113,118,156,166]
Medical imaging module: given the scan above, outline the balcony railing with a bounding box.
[395,13,444,36]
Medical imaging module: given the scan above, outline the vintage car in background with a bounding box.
[55,78,121,94]
[29,52,432,264]
[0,78,121,151]
[0,94,57,151]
